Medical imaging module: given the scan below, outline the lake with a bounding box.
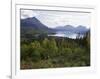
[48,31,84,39]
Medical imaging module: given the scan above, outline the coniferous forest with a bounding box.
[20,27,90,69]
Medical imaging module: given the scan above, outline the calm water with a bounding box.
[48,31,84,39]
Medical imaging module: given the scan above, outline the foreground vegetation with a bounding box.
[20,31,90,69]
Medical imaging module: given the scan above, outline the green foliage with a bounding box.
[21,32,90,69]
[21,44,31,60]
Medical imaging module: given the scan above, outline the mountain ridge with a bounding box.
[21,17,89,34]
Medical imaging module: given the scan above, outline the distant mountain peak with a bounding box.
[77,25,87,28]
[54,25,89,33]
[64,25,74,28]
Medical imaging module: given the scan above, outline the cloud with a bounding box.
[21,9,38,19]
[21,9,91,28]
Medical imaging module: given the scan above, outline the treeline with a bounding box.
[20,32,90,69]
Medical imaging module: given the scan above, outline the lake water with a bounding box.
[48,31,84,39]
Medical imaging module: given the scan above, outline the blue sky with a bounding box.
[21,9,91,28]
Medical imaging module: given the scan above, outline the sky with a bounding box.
[21,9,91,28]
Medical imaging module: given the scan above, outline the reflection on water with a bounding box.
[48,31,84,39]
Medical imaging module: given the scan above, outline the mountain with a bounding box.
[21,17,89,34]
[55,25,89,33]
[21,17,51,32]
[75,25,89,33]
[55,25,74,31]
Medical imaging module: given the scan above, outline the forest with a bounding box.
[20,30,90,69]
